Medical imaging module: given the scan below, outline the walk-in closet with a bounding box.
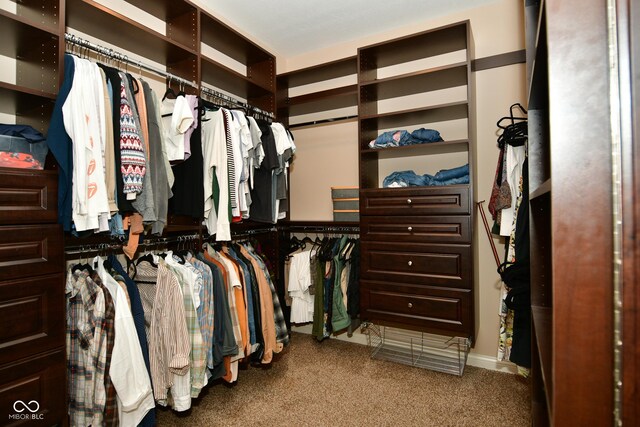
[0,0,637,425]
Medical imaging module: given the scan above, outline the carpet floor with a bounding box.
[156,332,531,426]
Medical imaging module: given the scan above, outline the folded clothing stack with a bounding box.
[369,128,443,149]
[383,163,469,188]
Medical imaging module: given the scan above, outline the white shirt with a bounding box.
[288,249,315,324]
[162,95,194,162]
[93,256,155,426]
[202,109,231,240]
[63,57,111,232]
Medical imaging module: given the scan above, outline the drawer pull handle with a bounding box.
[408,302,413,308]
[407,199,412,204]
[408,260,413,266]
[407,226,413,232]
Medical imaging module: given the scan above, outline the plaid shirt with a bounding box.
[189,255,215,370]
[92,271,118,427]
[165,255,207,399]
[66,268,107,427]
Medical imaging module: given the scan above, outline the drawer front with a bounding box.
[361,242,471,288]
[0,170,57,224]
[360,186,470,216]
[360,280,473,334]
[361,216,471,244]
[0,349,66,426]
[0,273,65,366]
[0,225,63,281]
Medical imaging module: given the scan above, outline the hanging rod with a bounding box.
[64,33,198,89]
[200,85,275,119]
[64,233,200,255]
[281,224,360,234]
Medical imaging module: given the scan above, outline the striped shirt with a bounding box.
[222,109,237,212]
[135,260,190,403]
[165,254,207,401]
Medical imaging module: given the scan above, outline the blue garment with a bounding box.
[0,124,46,143]
[45,54,75,231]
[383,164,470,187]
[434,163,469,181]
[369,128,443,148]
[106,254,156,427]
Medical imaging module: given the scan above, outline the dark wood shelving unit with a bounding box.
[66,0,198,82]
[359,101,469,140]
[199,9,275,111]
[358,21,477,349]
[277,56,358,126]
[0,7,60,132]
[286,85,358,116]
[524,0,635,424]
[359,62,468,104]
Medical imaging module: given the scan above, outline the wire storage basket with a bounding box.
[362,323,471,376]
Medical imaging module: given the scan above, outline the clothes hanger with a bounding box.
[163,75,177,101]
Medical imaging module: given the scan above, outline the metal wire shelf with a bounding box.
[362,323,470,376]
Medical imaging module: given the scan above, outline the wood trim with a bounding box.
[472,49,526,72]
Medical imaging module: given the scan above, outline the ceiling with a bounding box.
[204,0,498,57]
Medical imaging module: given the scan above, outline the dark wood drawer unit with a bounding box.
[0,170,58,224]
[361,242,471,288]
[360,186,470,216]
[0,273,65,366]
[360,215,471,244]
[0,225,63,281]
[0,349,66,426]
[361,280,473,334]
[0,168,65,424]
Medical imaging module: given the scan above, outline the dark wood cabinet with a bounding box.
[526,0,639,424]
[0,169,65,426]
[357,21,476,343]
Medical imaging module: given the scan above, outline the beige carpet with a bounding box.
[157,332,531,426]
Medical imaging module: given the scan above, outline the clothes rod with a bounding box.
[288,115,358,129]
[201,86,274,119]
[64,33,197,89]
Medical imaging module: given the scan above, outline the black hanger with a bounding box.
[136,252,157,268]
[162,76,177,101]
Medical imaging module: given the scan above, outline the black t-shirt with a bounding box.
[168,98,204,218]
[249,120,279,223]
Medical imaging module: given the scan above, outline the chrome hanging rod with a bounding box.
[200,85,274,119]
[64,33,198,90]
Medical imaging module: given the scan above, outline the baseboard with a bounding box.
[290,324,519,374]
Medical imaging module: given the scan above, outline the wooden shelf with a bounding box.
[530,178,551,200]
[278,56,357,87]
[360,101,468,130]
[66,0,198,79]
[286,85,358,117]
[361,139,469,158]
[124,0,195,21]
[201,56,273,100]
[532,305,553,418]
[123,0,197,50]
[5,0,60,32]
[358,21,469,70]
[200,10,272,66]
[359,62,468,96]
[0,9,59,40]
